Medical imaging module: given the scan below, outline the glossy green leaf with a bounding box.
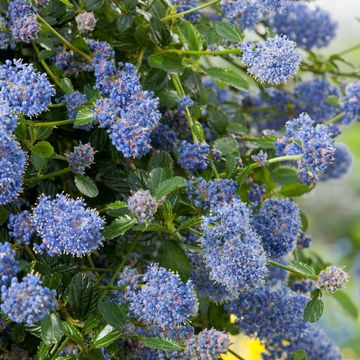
[154,176,186,198]
[98,302,128,330]
[280,183,312,197]
[178,20,202,51]
[206,67,249,90]
[215,22,243,42]
[148,53,184,73]
[41,314,64,345]
[61,322,84,345]
[84,0,104,10]
[32,141,54,158]
[147,167,173,193]
[74,109,95,127]
[150,17,171,46]
[102,216,136,240]
[304,290,324,323]
[140,337,184,350]
[288,261,316,278]
[117,14,133,32]
[92,325,122,348]
[213,137,238,156]
[36,342,52,360]
[290,350,307,360]
[75,176,99,198]
[270,166,298,185]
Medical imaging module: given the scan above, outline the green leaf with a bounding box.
[74,109,94,127]
[213,137,238,156]
[288,261,316,278]
[304,290,324,323]
[333,291,359,319]
[150,17,171,46]
[148,151,174,170]
[106,201,128,211]
[178,20,202,51]
[117,14,133,32]
[147,167,173,193]
[65,273,99,319]
[236,166,253,187]
[75,176,99,198]
[154,176,186,198]
[207,105,229,134]
[140,337,184,351]
[84,0,104,10]
[41,314,64,345]
[10,324,25,343]
[43,273,62,290]
[158,89,178,107]
[92,325,121,348]
[60,78,74,94]
[251,135,277,149]
[102,216,136,240]
[32,141,54,158]
[270,166,298,185]
[290,350,307,360]
[36,342,52,360]
[98,302,128,330]
[215,22,243,42]
[280,183,311,197]
[62,322,83,345]
[73,36,90,54]
[206,67,249,90]
[160,241,191,281]
[148,53,184,73]
[59,0,74,8]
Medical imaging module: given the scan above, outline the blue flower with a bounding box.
[178,96,194,111]
[297,232,312,249]
[0,133,26,205]
[151,124,178,152]
[320,143,352,182]
[275,113,335,184]
[226,286,308,345]
[0,241,20,285]
[178,141,210,173]
[127,190,159,224]
[247,183,266,208]
[66,143,96,175]
[252,198,301,258]
[251,150,268,166]
[121,264,197,329]
[172,0,200,21]
[1,274,57,324]
[7,0,39,43]
[186,177,238,209]
[184,328,230,359]
[63,91,87,120]
[0,59,55,117]
[32,194,105,256]
[8,210,35,245]
[0,16,12,50]
[201,199,268,292]
[241,36,301,85]
[291,279,314,294]
[294,77,340,123]
[0,96,18,133]
[316,265,350,293]
[268,3,337,50]
[341,81,360,124]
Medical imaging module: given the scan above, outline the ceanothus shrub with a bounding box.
[0,0,357,358]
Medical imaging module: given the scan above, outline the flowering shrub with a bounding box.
[0,0,358,358]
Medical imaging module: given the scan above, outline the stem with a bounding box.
[171,74,197,142]
[162,0,220,21]
[24,167,71,183]
[50,337,70,360]
[25,245,36,261]
[324,112,345,125]
[30,119,74,127]
[36,15,92,62]
[338,43,360,56]
[267,260,317,280]
[267,154,302,165]
[137,47,146,70]
[98,234,141,302]
[228,349,246,360]
[165,48,241,56]
[49,103,65,108]
[210,158,220,179]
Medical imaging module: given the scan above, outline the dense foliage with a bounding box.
[0,0,358,359]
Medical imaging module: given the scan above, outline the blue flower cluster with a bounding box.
[0,242,19,285]
[0,96,18,133]
[32,194,105,256]
[316,265,350,293]
[93,60,161,158]
[66,143,96,175]
[0,59,55,117]
[341,81,360,124]
[8,210,34,245]
[1,274,57,324]
[178,96,194,111]
[241,36,301,84]
[201,199,268,292]
[294,77,340,123]
[151,124,178,152]
[268,3,337,50]
[127,190,159,224]
[178,141,210,173]
[251,150,268,166]
[226,286,308,347]
[186,177,238,209]
[275,113,335,184]
[320,143,353,182]
[0,132,26,205]
[252,198,301,258]
[120,264,197,329]
[6,0,39,43]
[291,279,314,294]
[63,91,88,120]
[172,0,200,21]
